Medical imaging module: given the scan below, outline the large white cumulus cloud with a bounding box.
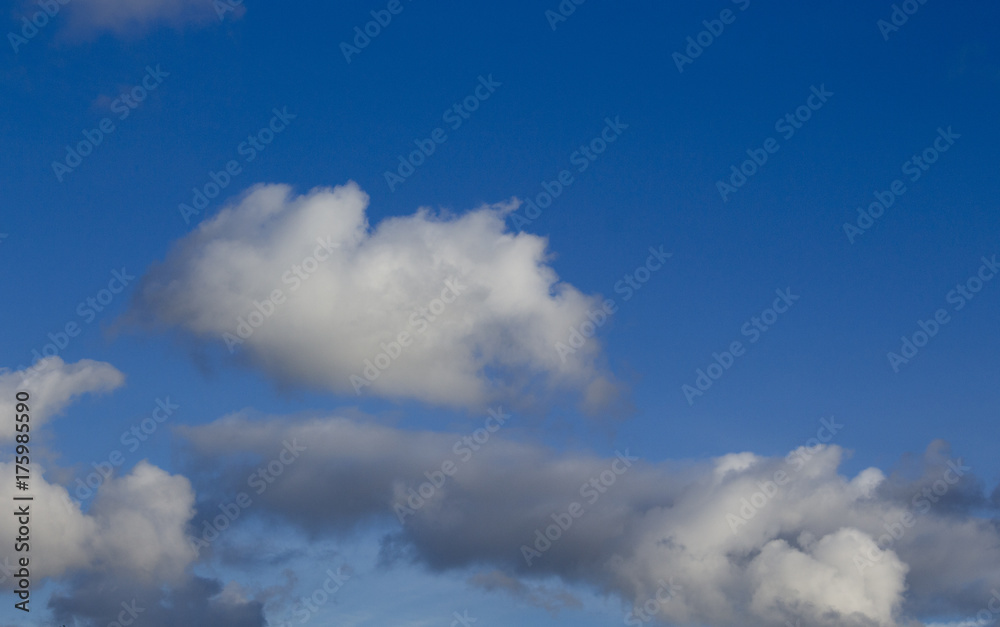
[129,183,617,409]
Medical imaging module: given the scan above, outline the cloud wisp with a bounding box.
[0,357,124,442]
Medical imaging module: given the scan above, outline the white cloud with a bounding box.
[0,357,124,441]
[61,0,229,38]
[129,182,618,410]
[746,530,907,626]
[0,460,196,583]
[86,460,199,579]
[0,359,199,584]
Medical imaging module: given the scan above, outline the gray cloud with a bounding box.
[178,412,1000,627]
[49,574,266,627]
[467,570,583,615]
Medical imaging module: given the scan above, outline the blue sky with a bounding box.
[1,1,999,626]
